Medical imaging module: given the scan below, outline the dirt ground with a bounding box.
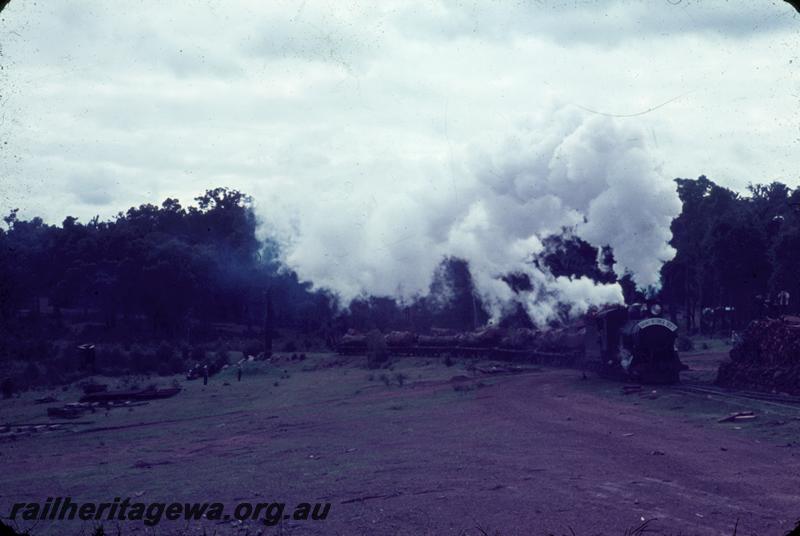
[2,348,800,536]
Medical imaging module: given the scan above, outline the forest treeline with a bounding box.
[1,177,798,381]
[662,176,800,328]
[0,187,489,381]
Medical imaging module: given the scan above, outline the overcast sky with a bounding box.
[0,0,798,224]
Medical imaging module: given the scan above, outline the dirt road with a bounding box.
[2,357,799,535]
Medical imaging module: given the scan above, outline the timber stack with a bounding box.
[717,316,800,394]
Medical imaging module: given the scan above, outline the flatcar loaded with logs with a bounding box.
[338,325,585,364]
[338,302,685,384]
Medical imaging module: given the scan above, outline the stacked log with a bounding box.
[499,328,540,350]
[417,334,459,347]
[341,332,366,343]
[717,316,800,394]
[455,327,502,348]
[336,330,367,355]
[539,325,586,352]
[385,331,417,348]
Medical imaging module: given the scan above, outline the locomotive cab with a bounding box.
[584,305,628,378]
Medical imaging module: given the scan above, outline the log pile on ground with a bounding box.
[79,386,181,404]
[47,400,150,419]
[1,423,68,441]
[717,316,800,394]
[44,385,181,419]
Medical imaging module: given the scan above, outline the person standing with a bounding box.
[202,365,208,386]
[777,290,790,316]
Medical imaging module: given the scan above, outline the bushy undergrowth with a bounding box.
[0,334,294,395]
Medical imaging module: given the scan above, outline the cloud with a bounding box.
[68,172,116,207]
[393,0,797,46]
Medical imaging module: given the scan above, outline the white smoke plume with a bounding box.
[258,107,681,325]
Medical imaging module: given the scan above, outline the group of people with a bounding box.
[700,305,736,335]
[195,362,244,386]
[754,290,791,319]
[700,290,792,335]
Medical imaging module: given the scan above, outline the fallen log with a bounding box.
[79,387,181,404]
[718,411,756,423]
[48,406,88,419]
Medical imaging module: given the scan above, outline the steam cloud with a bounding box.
[258,107,681,325]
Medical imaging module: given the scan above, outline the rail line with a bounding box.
[342,340,800,410]
[668,382,800,410]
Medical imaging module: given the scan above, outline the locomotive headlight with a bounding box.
[650,304,662,316]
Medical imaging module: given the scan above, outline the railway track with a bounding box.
[668,382,800,410]
[340,340,800,410]
[339,344,580,362]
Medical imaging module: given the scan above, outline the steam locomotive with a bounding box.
[584,302,685,384]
